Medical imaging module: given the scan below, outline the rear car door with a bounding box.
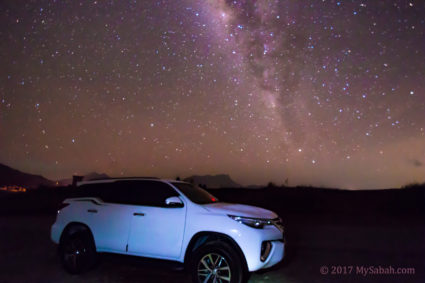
[79,182,134,253]
[126,181,186,259]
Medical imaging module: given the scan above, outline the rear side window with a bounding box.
[77,182,116,202]
[78,180,179,207]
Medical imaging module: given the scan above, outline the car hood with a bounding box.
[202,202,277,219]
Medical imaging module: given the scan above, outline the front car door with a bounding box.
[125,180,186,259]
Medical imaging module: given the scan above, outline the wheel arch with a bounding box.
[184,231,248,272]
[59,222,96,247]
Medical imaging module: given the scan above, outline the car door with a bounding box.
[126,181,186,259]
[80,182,134,253]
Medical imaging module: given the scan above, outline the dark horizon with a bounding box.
[2,161,424,191]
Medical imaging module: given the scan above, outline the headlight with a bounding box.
[228,215,273,229]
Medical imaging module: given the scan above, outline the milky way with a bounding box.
[1,1,424,189]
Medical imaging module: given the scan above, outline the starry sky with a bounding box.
[0,0,424,189]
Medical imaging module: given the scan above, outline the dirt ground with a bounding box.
[0,214,424,283]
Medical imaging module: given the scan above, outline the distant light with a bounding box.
[298,148,302,152]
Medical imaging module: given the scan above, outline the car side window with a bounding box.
[78,180,180,206]
[111,180,179,206]
[77,182,116,202]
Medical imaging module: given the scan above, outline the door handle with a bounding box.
[87,209,98,213]
[133,212,145,216]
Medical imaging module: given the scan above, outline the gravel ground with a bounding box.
[0,214,424,283]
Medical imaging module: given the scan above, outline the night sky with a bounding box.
[1,1,424,189]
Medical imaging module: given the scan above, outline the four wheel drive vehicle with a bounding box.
[51,178,285,282]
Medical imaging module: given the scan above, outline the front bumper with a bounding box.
[261,240,284,269]
[232,224,285,271]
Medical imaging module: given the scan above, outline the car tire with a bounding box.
[59,229,97,274]
[189,240,247,283]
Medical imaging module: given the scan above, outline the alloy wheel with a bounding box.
[197,252,231,283]
[63,237,87,271]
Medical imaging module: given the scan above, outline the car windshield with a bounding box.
[171,182,219,204]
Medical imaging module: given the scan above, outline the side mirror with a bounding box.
[165,196,184,208]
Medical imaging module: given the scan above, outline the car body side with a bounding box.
[51,180,284,272]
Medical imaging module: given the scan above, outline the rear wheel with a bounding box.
[190,241,247,283]
[59,229,97,274]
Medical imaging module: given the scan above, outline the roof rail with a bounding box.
[89,176,160,181]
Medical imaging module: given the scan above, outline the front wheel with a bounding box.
[189,241,247,283]
[59,229,97,274]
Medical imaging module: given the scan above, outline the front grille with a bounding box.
[271,217,283,230]
[271,217,285,241]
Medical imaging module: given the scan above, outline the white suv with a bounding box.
[51,178,285,282]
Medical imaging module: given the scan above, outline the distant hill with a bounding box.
[246,184,264,189]
[0,163,54,189]
[184,174,241,188]
[83,172,110,181]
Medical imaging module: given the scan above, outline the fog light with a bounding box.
[260,241,272,262]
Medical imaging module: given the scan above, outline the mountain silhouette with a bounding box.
[0,163,54,189]
[0,162,241,189]
[184,174,241,188]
